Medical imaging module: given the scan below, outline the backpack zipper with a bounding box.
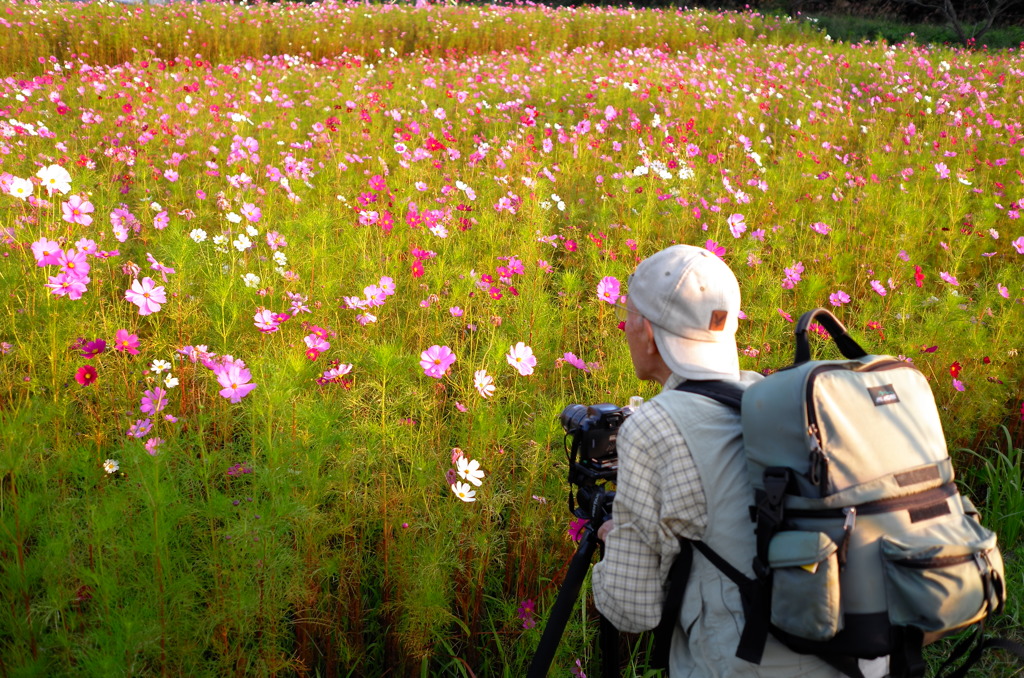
[893,548,993,570]
[804,358,916,494]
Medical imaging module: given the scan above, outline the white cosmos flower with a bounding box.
[8,176,33,200]
[233,234,252,251]
[36,164,71,194]
[103,459,119,474]
[451,481,476,502]
[473,369,495,399]
[457,457,485,487]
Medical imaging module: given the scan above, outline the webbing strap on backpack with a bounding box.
[652,538,693,671]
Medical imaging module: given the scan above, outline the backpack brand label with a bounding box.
[868,384,900,406]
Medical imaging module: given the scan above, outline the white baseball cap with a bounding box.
[628,244,740,381]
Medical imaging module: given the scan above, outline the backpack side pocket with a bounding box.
[768,531,843,641]
[880,514,1004,634]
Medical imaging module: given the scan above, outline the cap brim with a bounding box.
[652,326,740,381]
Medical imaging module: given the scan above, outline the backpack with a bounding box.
[656,308,1016,678]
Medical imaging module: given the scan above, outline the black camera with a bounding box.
[559,402,636,525]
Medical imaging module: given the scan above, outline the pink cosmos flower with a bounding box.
[704,240,726,258]
[364,285,387,307]
[254,309,279,333]
[449,307,464,317]
[304,334,330,353]
[727,213,747,238]
[562,352,592,373]
[379,276,396,296]
[596,276,620,305]
[953,379,965,392]
[114,329,140,354]
[125,277,167,315]
[31,238,63,266]
[45,272,89,299]
[217,364,257,403]
[266,231,287,250]
[998,284,1009,299]
[420,345,456,379]
[75,238,98,255]
[1012,237,1024,254]
[568,517,589,542]
[61,195,94,226]
[240,202,262,222]
[128,418,153,438]
[58,248,90,279]
[140,387,167,415]
[153,211,169,230]
[829,290,851,306]
[781,262,804,289]
[146,253,176,282]
[506,342,537,376]
[934,163,950,179]
[809,221,831,235]
[940,272,959,286]
[870,280,887,296]
[144,438,165,456]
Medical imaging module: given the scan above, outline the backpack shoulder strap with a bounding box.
[654,537,770,670]
[672,380,744,410]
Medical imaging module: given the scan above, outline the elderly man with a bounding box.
[591,244,887,678]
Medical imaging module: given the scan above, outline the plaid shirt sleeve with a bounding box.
[591,398,707,633]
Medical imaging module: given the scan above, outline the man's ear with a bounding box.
[643,318,659,355]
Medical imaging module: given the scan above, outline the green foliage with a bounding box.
[806,14,1024,49]
[958,426,1024,547]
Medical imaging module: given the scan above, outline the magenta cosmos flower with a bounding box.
[420,345,456,378]
[75,365,97,386]
[125,277,167,315]
[113,329,140,354]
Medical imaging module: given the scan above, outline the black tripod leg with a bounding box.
[526,530,601,678]
[600,613,620,678]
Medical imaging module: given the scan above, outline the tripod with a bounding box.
[526,524,620,678]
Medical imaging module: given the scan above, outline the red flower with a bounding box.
[950,361,962,378]
[306,348,320,361]
[75,365,97,386]
[914,265,925,287]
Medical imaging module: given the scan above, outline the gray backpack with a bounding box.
[659,308,1011,678]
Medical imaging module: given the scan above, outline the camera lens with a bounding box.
[559,404,589,432]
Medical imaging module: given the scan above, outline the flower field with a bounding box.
[1,1,1022,675]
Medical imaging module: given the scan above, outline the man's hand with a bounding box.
[597,518,614,542]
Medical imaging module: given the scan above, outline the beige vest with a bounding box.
[653,373,844,678]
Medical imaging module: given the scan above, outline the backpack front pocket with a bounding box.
[879,514,1004,633]
[768,531,842,641]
